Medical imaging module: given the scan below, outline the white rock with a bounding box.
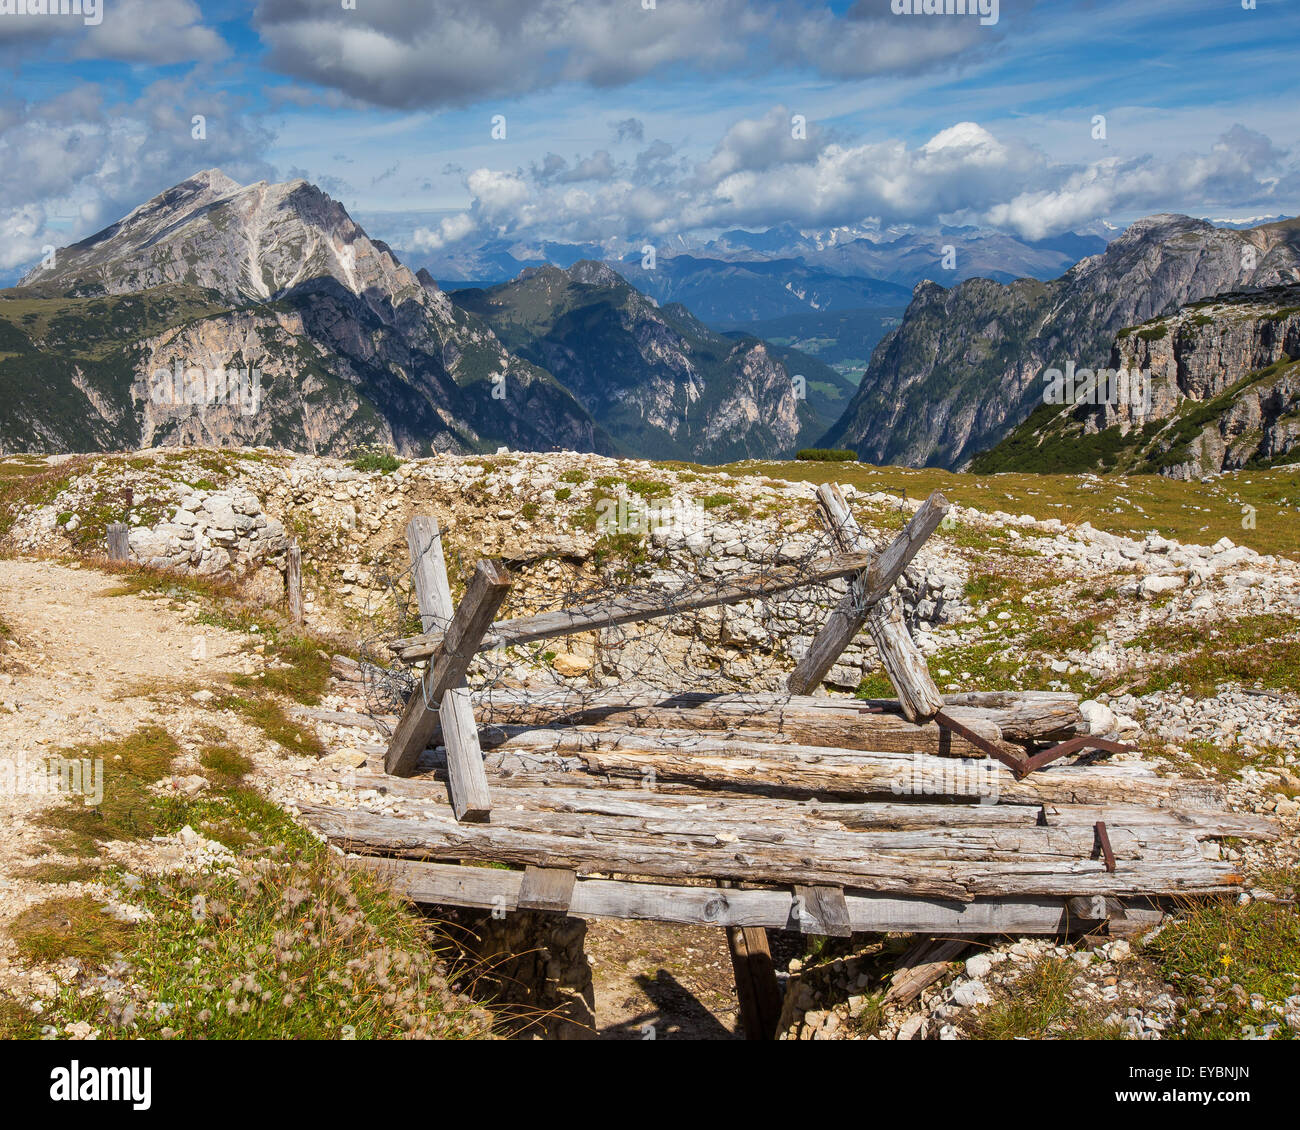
[1079,700,1117,736]
[1140,574,1184,598]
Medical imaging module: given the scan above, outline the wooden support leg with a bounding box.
[107,522,130,562]
[286,540,303,625]
[726,925,783,1041]
[787,486,947,722]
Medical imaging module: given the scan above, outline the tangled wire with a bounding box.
[351,511,885,734]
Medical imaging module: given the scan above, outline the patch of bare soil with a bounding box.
[585,919,741,1039]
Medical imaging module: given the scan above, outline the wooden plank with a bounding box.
[360,858,1111,934]
[432,685,1082,746]
[517,866,577,913]
[727,925,783,1040]
[299,803,1244,898]
[490,705,1011,759]
[788,484,945,723]
[287,540,302,624]
[367,859,1119,932]
[385,516,512,824]
[476,732,1231,810]
[794,884,853,937]
[392,513,943,662]
[107,522,129,562]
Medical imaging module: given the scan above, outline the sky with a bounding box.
[0,0,1298,274]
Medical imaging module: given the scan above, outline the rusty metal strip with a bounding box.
[932,709,1029,778]
[1020,734,1137,775]
[1093,821,1117,872]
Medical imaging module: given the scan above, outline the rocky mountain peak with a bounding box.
[20,168,429,313]
[568,259,627,288]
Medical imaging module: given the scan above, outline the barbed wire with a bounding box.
[351,509,895,736]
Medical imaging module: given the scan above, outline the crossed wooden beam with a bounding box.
[384,487,950,822]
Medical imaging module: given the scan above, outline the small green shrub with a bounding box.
[796,449,857,462]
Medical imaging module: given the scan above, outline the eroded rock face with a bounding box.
[825,215,1300,469]
[1093,287,1300,477]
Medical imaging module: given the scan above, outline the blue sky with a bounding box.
[1,0,1297,272]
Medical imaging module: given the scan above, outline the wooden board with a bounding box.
[354,858,1164,935]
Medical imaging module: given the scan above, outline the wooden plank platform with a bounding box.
[294,679,1277,933]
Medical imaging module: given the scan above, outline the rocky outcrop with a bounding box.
[975,285,1300,477]
[823,215,1300,469]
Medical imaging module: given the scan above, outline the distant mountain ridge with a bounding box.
[450,260,856,462]
[973,284,1300,478]
[821,214,1300,470]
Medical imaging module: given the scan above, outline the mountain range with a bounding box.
[0,170,845,462]
[973,284,1300,479]
[822,214,1300,470]
[6,170,1298,475]
[451,261,855,461]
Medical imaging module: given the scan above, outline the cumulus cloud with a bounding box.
[986,126,1290,240]
[410,114,1296,254]
[252,0,999,109]
[0,77,275,272]
[533,150,617,184]
[0,0,228,64]
[253,0,764,110]
[612,117,645,144]
[696,105,828,185]
[781,3,992,79]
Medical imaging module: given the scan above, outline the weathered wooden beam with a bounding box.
[788,485,946,723]
[392,519,941,663]
[286,539,303,624]
[727,925,783,1040]
[300,802,1244,898]
[384,518,511,824]
[107,522,129,562]
[356,857,1150,934]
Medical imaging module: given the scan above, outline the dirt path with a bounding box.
[0,559,263,1007]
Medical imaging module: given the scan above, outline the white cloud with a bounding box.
[0,78,275,275]
[0,0,228,64]
[408,115,1296,251]
[697,105,826,185]
[253,0,995,109]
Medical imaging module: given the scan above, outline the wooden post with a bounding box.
[106,522,129,562]
[286,540,303,624]
[385,517,511,823]
[788,486,946,722]
[726,925,784,1041]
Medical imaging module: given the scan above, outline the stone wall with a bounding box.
[441,907,596,1040]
